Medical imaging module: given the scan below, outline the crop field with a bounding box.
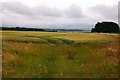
[1,31,119,78]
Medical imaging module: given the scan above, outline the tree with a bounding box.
[91,22,119,33]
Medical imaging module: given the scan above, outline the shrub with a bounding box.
[91,22,119,33]
[65,46,75,59]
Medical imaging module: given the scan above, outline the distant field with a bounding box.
[1,31,118,43]
[1,31,119,78]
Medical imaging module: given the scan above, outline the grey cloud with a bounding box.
[118,1,120,24]
[34,5,63,17]
[64,4,85,18]
[3,2,34,16]
[2,2,63,17]
[2,2,85,19]
[90,4,118,20]
[0,2,2,13]
[2,1,88,26]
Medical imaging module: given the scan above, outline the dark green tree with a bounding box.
[91,22,119,33]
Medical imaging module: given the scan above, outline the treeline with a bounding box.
[1,27,58,32]
[1,27,45,31]
[1,27,86,32]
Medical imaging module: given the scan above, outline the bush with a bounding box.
[91,22,119,33]
[65,46,75,59]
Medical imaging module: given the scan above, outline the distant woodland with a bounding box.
[1,27,86,32]
[1,27,45,31]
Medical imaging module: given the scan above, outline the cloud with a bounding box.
[34,5,63,17]
[89,4,118,20]
[2,1,86,26]
[0,2,2,13]
[118,1,120,24]
[2,2,85,18]
[1,1,118,29]
[64,4,85,18]
[3,2,34,16]
[2,1,63,18]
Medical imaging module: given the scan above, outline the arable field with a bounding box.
[1,31,119,78]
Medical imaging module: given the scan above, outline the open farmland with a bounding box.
[1,31,119,78]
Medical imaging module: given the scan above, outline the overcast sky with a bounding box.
[1,0,119,29]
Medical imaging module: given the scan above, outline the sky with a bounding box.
[1,0,119,29]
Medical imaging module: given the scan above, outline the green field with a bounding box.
[1,31,119,78]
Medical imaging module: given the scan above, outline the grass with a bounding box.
[1,31,119,78]
[2,31,118,43]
